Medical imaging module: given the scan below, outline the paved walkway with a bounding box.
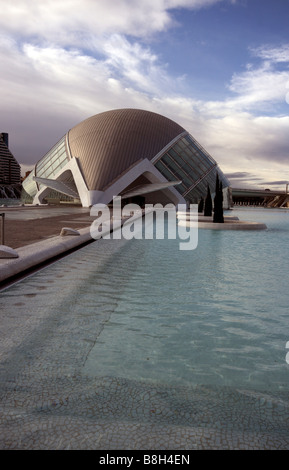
[0,205,95,249]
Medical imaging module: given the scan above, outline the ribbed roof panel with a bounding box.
[67,108,185,190]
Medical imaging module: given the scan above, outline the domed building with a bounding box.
[22,108,231,208]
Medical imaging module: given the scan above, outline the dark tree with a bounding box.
[220,181,223,206]
[204,185,212,216]
[213,173,224,223]
[198,197,204,213]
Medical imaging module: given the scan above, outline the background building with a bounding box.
[22,109,231,208]
[0,132,21,199]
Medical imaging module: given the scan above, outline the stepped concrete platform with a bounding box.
[178,214,267,231]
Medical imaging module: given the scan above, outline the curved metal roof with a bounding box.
[67,108,185,191]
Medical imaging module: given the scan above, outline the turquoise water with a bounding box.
[83,207,289,391]
[1,207,289,449]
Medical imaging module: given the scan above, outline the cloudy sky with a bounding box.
[1,0,289,189]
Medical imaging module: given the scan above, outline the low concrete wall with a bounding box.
[0,226,93,284]
[178,216,267,231]
[178,213,267,230]
[197,221,267,230]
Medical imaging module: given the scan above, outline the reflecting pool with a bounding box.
[0,207,289,449]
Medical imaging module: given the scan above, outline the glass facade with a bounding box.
[154,133,229,203]
[35,136,69,190]
[21,168,37,199]
[23,136,70,198]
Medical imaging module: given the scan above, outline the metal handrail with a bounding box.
[0,213,5,245]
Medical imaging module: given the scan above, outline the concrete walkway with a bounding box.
[0,205,95,248]
[0,205,96,284]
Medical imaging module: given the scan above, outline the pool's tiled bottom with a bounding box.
[1,373,288,450]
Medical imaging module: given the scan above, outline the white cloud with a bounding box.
[188,43,289,183]
[197,45,289,120]
[224,45,289,111]
[251,44,289,63]
[201,114,289,166]
[228,63,289,109]
[102,34,186,96]
[0,34,166,164]
[0,0,224,47]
